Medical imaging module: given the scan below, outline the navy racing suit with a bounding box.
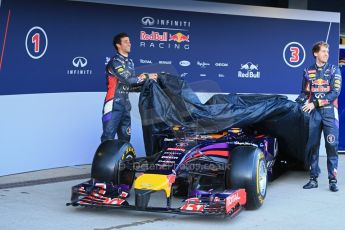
[296,63,342,179]
[101,53,146,143]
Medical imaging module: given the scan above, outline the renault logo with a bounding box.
[72,57,87,68]
[142,16,154,26]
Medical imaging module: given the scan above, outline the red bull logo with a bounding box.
[140,31,168,41]
[169,32,190,43]
[240,62,258,71]
[312,79,328,86]
[238,62,260,79]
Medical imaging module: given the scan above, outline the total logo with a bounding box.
[226,193,240,205]
[283,42,305,68]
[238,62,260,79]
[197,61,210,68]
[67,56,93,75]
[140,59,153,64]
[140,31,190,50]
[179,60,191,67]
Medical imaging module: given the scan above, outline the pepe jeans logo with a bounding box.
[197,61,210,68]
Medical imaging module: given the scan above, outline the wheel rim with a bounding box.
[258,159,267,196]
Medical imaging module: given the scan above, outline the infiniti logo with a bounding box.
[72,57,87,68]
[315,93,325,99]
[142,16,155,26]
[67,56,92,75]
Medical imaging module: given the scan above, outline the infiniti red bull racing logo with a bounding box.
[140,31,190,50]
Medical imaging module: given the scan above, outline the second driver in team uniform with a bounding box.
[296,41,342,192]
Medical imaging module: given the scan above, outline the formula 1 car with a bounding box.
[67,73,308,218]
[67,127,278,218]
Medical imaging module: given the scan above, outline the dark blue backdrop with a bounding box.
[0,0,343,152]
[0,0,340,95]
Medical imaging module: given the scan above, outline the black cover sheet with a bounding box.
[139,73,316,166]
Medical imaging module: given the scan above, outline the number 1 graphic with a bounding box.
[32,33,40,53]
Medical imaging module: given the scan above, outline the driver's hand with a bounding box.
[302,102,315,113]
[138,74,147,81]
[138,73,146,82]
[148,73,158,81]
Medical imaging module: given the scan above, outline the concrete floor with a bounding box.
[1,156,345,230]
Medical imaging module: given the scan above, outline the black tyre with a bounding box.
[91,140,136,187]
[225,146,267,210]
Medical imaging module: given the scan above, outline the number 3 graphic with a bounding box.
[283,42,305,68]
[289,47,300,63]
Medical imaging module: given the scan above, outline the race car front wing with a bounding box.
[66,179,246,218]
